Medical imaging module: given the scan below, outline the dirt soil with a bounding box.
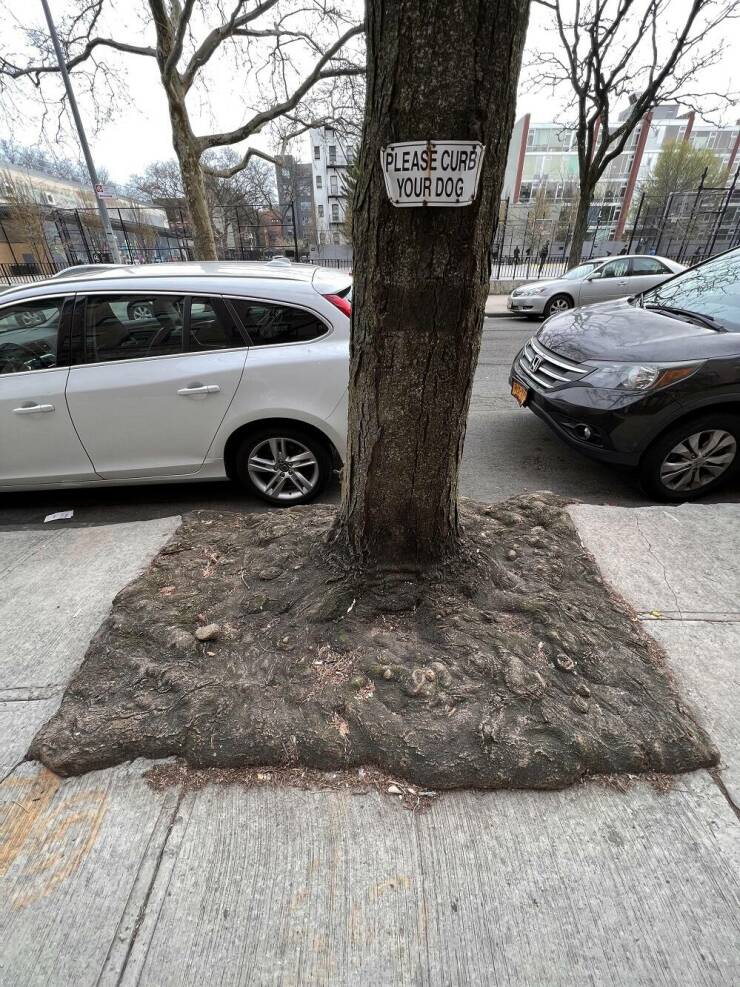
[29,494,718,788]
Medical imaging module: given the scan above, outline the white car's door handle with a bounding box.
[13,403,55,415]
[177,384,220,395]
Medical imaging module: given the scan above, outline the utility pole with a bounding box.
[40,0,122,263]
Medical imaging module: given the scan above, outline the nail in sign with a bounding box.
[381,140,485,207]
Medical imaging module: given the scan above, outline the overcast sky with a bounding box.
[1,0,738,184]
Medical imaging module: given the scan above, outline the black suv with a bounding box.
[510,247,740,499]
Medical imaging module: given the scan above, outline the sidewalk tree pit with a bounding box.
[28,0,716,787]
[30,497,717,786]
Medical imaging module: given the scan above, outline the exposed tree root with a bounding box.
[29,494,718,789]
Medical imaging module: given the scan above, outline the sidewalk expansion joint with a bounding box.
[97,783,191,987]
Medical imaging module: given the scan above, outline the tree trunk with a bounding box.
[568,189,593,269]
[337,0,530,567]
[148,0,218,261]
[170,110,218,261]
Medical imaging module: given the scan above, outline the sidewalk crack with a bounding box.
[634,516,683,619]
[708,768,740,824]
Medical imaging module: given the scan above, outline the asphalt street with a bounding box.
[1,314,738,528]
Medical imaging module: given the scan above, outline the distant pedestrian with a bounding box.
[538,241,550,275]
[619,245,627,255]
[513,246,520,270]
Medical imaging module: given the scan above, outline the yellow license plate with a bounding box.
[511,380,529,406]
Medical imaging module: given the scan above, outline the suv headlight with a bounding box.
[582,361,703,391]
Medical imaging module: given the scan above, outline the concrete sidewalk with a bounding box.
[485,293,514,317]
[1,508,738,986]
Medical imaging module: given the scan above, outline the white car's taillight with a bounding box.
[323,293,352,318]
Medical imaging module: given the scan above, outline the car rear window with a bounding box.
[228,300,328,346]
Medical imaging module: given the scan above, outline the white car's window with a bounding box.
[83,294,186,363]
[229,299,328,346]
[0,298,63,376]
[562,263,598,280]
[600,259,630,279]
[189,298,247,351]
[631,257,668,275]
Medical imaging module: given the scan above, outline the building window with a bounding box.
[314,145,320,160]
[319,232,326,244]
[329,145,337,164]
[331,202,340,222]
[317,204,324,218]
[333,232,340,244]
[329,175,338,194]
[316,175,322,189]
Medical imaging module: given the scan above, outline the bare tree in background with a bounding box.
[530,0,740,266]
[0,172,56,265]
[129,148,275,254]
[1,1,364,259]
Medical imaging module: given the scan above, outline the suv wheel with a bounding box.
[544,294,573,318]
[235,428,332,506]
[640,413,739,501]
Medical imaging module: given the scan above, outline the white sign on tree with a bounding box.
[381,140,485,207]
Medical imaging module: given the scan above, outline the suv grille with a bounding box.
[517,337,586,389]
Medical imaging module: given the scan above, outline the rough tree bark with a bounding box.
[337,0,531,566]
[149,0,217,260]
[568,185,594,267]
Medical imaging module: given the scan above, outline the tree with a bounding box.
[0,138,111,186]
[0,171,56,265]
[530,0,740,266]
[335,0,530,565]
[641,138,728,200]
[1,1,364,259]
[129,150,275,257]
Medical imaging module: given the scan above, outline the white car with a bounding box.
[507,254,685,319]
[0,261,352,505]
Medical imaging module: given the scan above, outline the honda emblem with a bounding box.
[530,354,542,373]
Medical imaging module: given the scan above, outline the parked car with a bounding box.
[507,254,684,319]
[0,261,352,505]
[509,247,740,500]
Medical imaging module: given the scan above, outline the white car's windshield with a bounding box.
[562,263,599,281]
[642,250,740,332]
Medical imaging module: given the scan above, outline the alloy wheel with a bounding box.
[549,297,571,313]
[130,302,153,321]
[247,436,320,501]
[659,429,737,492]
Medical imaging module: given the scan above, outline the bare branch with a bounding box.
[198,22,365,150]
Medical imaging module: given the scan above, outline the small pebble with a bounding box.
[382,668,393,680]
[507,549,518,561]
[387,784,402,795]
[195,623,220,642]
[571,695,589,714]
[576,682,591,698]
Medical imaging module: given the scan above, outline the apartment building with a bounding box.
[309,126,353,260]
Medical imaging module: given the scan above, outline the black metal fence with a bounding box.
[0,260,67,286]
[490,172,740,280]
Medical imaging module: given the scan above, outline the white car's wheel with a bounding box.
[236,428,332,506]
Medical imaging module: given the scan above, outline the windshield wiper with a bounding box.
[644,303,726,332]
